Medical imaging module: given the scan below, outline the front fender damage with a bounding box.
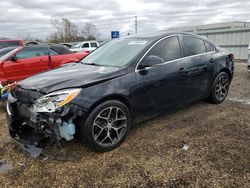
[7,101,85,158]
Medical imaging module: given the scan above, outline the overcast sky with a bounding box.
[1,0,250,40]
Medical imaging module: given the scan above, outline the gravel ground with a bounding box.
[0,63,250,188]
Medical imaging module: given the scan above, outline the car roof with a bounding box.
[123,31,204,40]
[77,41,99,44]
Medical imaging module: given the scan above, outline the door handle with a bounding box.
[209,58,214,63]
[178,67,188,74]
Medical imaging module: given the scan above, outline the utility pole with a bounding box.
[135,16,138,34]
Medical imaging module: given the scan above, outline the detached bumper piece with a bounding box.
[6,98,84,157]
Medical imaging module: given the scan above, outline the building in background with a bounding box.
[168,21,250,60]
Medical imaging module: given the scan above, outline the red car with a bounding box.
[0,45,88,85]
[0,40,24,49]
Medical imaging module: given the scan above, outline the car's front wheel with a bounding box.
[80,100,131,152]
[208,72,230,104]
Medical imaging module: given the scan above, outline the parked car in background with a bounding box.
[0,45,88,85]
[70,41,99,53]
[6,32,234,153]
[61,43,72,49]
[0,40,24,49]
[0,46,18,58]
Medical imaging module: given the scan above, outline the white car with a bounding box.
[70,41,99,53]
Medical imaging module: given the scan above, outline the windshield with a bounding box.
[0,48,19,61]
[81,38,150,67]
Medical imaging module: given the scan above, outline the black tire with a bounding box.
[208,72,230,104]
[79,100,131,152]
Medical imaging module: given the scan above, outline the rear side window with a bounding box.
[91,42,98,48]
[204,41,214,52]
[146,36,182,62]
[15,47,48,59]
[50,45,72,54]
[82,43,89,48]
[0,41,20,49]
[49,49,59,56]
[183,36,206,56]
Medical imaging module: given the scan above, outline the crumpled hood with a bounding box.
[17,63,127,93]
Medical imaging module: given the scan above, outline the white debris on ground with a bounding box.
[227,97,250,105]
[182,144,189,151]
[180,141,189,151]
[0,161,13,174]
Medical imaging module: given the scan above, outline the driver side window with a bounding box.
[146,36,182,62]
[15,47,48,59]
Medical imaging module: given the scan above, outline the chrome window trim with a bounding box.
[135,35,177,71]
[135,35,216,72]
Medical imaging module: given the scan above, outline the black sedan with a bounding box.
[6,32,234,152]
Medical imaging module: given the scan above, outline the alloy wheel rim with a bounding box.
[215,75,229,101]
[92,106,127,147]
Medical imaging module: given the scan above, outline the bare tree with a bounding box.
[48,18,99,43]
[47,32,60,43]
[49,18,79,43]
[81,23,99,40]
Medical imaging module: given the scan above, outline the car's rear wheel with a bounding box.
[80,100,131,152]
[208,72,230,104]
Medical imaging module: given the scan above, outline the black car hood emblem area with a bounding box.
[17,63,127,93]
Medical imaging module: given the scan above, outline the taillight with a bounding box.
[228,53,234,61]
[84,50,90,53]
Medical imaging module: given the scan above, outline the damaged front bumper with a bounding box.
[6,95,85,148]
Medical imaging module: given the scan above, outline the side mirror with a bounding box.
[138,55,164,70]
[10,55,17,62]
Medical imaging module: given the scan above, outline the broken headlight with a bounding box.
[33,88,81,113]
